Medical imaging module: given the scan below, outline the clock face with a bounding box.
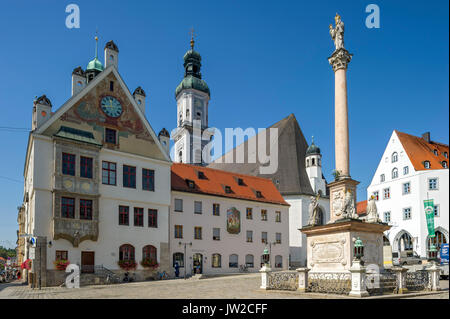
[101,96,123,118]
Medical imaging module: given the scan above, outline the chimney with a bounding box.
[133,86,146,115]
[104,40,119,69]
[422,132,431,143]
[71,67,86,96]
[32,95,52,130]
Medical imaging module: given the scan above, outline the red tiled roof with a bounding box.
[356,200,367,215]
[171,163,289,206]
[396,130,449,171]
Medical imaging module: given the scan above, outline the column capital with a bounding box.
[328,48,353,72]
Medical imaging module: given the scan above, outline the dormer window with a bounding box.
[225,186,232,193]
[442,161,448,168]
[197,171,206,179]
[256,191,262,198]
[186,179,195,189]
[424,161,430,169]
[433,149,438,156]
[237,178,244,186]
[444,152,448,158]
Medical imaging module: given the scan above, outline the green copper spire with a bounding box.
[175,29,210,98]
[86,34,104,72]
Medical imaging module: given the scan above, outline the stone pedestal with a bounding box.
[296,268,310,292]
[427,261,441,291]
[259,265,271,290]
[392,267,408,294]
[301,220,391,273]
[328,178,360,223]
[349,259,369,297]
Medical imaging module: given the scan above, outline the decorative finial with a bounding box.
[311,135,315,144]
[94,29,99,58]
[190,27,195,49]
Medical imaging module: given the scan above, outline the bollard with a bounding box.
[296,268,310,292]
[259,264,272,290]
[391,266,408,294]
[349,259,369,297]
[427,261,441,291]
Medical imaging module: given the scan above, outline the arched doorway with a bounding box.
[383,235,390,246]
[393,230,414,254]
[426,229,448,257]
[193,253,203,274]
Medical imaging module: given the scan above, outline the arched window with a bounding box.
[398,233,413,252]
[442,161,448,168]
[433,149,438,156]
[275,255,283,268]
[392,152,398,163]
[315,208,324,226]
[383,236,390,246]
[119,244,135,261]
[212,254,221,268]
[178,151,183,163]
[173,252,184,267]
[306,159,309,167]
[245,254,254,268]
[109,54,114,61]
[229,254,238,268]
[424,161,430,169]
[311,158,315,166]
[427,230,447,252]
[392,168,398,179]
[142,245,157,262]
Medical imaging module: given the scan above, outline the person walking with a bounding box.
[174,262,180,278]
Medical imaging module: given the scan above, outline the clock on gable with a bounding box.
[100,96,123,118]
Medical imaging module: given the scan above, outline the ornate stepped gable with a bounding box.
[208,114,323,196]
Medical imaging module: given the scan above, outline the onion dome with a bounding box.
[175,32,210,98]
[86,36,104,72]
[306,137,321,155]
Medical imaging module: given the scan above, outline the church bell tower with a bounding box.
[172,31,213,165]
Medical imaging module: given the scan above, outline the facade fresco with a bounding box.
[226,207,240,234]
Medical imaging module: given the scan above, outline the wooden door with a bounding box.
[81,252,95,273]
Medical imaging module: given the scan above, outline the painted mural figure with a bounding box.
[227,207,241,234]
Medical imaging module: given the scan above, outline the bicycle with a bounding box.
[239,264,249,272]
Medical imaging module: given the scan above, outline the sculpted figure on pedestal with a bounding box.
[329,13,345,50]
[367,195,381,223]
[308,194,321,226]
[343,189,357,219]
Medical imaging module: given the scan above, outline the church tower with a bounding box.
[172,32,212,165]
[305,137,326,195]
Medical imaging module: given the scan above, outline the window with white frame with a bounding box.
[424,161,430,169]
[403,166,409,175]
[174,199,183,212]
[392,168,398,179]
[373,191,379,201]
[403,208,412,220]
[384,212,391,223]
[444,152,448,158]
[383,188,390,200]
[380,174,385,183]
[402,182,411,195]
[442,161,448,168]
[194,201,202,214]
[434,204,440,217]
[392,152,398,163]
[428,178,438,190]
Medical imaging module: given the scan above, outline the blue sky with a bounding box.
[0,0,448,247]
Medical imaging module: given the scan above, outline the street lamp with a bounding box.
[178,242,192,279]
[262,247,269,267]
[353,237,364,263]
[428,244,438,262]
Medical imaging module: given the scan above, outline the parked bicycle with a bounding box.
[239,264,249,272]
[123,272,135,282]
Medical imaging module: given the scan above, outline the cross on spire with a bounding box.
[190,27,196,49]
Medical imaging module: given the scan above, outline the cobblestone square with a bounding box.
[0,274,448,299]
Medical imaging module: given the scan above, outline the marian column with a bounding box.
[327,14,359,223]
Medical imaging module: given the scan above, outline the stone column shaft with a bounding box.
[335,68,350,177]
